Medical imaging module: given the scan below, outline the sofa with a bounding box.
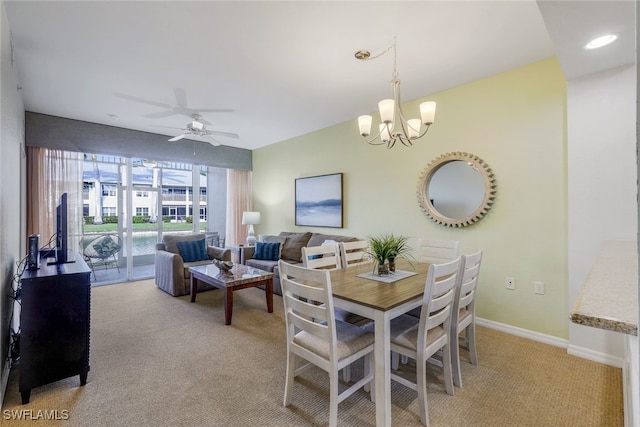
[241,231,359,296]
[155,233,231,296]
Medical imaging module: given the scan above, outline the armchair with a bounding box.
[155,233,231,296]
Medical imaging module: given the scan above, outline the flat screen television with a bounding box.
[54,192,68,264]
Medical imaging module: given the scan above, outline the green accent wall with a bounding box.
[253,58,568,338]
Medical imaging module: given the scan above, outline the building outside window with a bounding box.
[136,207,149,216]
[102,207,117,217]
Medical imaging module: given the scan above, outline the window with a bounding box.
[136,207,149,216]
[136,191,149,198]
[102,207,117,217]
[102,184,117,197]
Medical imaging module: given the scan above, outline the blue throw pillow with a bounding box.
[254,242,280,261]
[176,239,208,262]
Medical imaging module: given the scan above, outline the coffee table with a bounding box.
[189,263,274,325]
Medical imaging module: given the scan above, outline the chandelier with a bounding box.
[356,41,436,148]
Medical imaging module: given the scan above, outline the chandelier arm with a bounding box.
[361,127,391,146]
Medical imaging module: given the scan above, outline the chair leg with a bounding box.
[365,353,375,403]
[329,369,339,427]
[342,366,351,382]
[442,342,455,396]
[467,323,478,365]
[283,352,296,406]
[416,355,429,426]
[391,351,399,371]
[451,330,463,388]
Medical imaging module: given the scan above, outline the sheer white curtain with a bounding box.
[27,147,84,252]
[225,169,252,246]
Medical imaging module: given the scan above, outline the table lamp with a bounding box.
[242,211,261,246]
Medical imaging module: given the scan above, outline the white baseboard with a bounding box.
[477,317,623,368]
[477,317,568,348]
[567,344,624,368]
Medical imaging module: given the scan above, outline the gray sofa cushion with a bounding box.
[162,233,207,255]
[279,232,312,262]
[245,258,279,272]
[307,233,357,247]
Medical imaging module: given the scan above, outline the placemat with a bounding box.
[356,269,417,283]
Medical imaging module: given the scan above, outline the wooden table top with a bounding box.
[330,261,429,312]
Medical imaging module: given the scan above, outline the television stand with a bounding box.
[18,253,91,404]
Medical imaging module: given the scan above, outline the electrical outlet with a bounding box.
[534,281,545,295]
[506,277,515,290]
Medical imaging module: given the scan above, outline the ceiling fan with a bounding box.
[114,88,233,125]
[156,114,239,146]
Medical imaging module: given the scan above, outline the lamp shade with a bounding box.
[242,211,261,225]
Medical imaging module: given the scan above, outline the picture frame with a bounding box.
[295,173,343,228]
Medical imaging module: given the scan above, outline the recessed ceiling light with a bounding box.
[585,34,618,50]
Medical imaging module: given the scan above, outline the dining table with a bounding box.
[329,260,430,427]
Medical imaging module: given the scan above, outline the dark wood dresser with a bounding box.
[18,253,91,404]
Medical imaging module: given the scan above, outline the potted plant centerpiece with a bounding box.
[367,234,413,276]
[387,234,413,273]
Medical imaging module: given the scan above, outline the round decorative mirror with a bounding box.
[417,152,496,227]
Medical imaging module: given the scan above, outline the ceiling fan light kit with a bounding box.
[356,38,436,149]
[163,114,239,146]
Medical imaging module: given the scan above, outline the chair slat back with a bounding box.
[302,244,341,270]
[455,250,483,314]
[279,260,337,354]
[339,240,371,268]
[419,257,461,336]
[417,239,460,264]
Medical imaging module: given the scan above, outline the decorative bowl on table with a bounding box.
[213,259,234,273]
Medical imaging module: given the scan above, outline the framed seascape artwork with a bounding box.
[295,173,343,228]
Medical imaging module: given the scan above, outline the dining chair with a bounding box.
[301,243,341,270]
[338,240,371,269]
[416,238,460,264]
[301,243,366,380]
[279,260,375,427]
[451,249,483,388]
[387,257,461,426]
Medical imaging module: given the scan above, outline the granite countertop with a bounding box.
[570,240,638,336]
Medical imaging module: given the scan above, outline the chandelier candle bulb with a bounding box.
[407,119,421,139]
[378,99,395,123]
[358,115,373,136]
[420,101,436,125]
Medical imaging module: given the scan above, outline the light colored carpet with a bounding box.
[1,279,623,426]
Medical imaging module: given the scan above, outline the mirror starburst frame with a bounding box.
[417,152,497,227]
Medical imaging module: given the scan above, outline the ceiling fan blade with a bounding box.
[143,110,179,119]
[208,130,239,139]
[113,92,172,109]
[198,108,235,113]
[204,135,221,147]
[174,88,188,108]
[168,134,187,142]
[151,125,187,130]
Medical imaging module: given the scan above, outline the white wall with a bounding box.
[567,64,637,364]
[0,0,26,403]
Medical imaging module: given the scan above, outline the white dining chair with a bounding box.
[301,243,365,380]
[279,260,375,427]
[387,257,461,426]
[416,238,460,264]
[451,249,483,387]
[338,240,371,269]
[301,243,341,270]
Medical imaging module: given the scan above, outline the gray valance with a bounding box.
[25,112,252,171]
